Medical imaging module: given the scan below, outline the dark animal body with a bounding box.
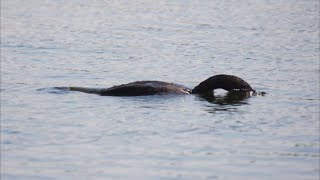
[58,74,257,96]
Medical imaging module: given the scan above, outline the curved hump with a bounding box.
[192,74,254,94]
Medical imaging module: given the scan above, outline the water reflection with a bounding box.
[198,91,250,113]
[199,91,250,105]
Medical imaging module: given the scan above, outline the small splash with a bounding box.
[251,91,267,96]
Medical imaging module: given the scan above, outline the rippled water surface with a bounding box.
[1,0,319,179]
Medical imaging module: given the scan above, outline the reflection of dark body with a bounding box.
[57,74,259,97]
[199,91,251,106]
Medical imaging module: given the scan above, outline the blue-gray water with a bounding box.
[1,0,319,179]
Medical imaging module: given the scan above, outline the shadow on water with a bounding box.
[37,87,71,94]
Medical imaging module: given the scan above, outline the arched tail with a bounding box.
[192,74,254,94]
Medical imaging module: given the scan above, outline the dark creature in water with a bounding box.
[55,74,265,96]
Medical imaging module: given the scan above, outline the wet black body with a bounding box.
[99,81,191,96]
[61,74,256,96]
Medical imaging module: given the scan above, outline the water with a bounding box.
[1,0,319,179]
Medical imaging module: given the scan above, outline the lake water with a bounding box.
[1,0,319,179]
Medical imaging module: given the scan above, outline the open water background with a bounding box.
[1,0,319,179]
